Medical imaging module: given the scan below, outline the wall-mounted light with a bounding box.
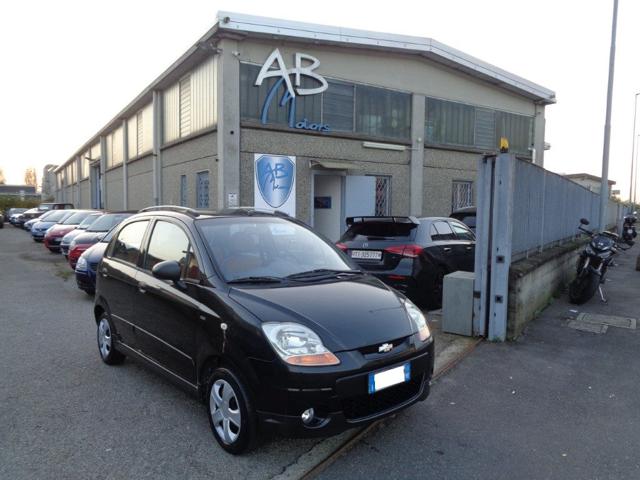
[362,141,406,152]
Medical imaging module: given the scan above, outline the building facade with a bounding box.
[564,173,615,197]
[54,12,555,241]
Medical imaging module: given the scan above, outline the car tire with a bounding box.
[426,267,446,309]
[205,367,257,455]
[97,313,125,365]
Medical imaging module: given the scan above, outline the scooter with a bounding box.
[569,218,631,305]
[622,212,637,244]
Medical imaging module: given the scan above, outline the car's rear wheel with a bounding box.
[426,267,446,309]
[206,367,257,454]
[97,314,125,365]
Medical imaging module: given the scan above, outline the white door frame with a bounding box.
[310,169,347,232]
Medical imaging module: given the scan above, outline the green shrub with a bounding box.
[0,195,41,214]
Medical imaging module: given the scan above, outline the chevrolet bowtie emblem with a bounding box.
[378,343,393,353]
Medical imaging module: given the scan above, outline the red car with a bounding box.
[44,210,99,253]
[68,212,134,269]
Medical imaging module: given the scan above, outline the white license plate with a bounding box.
[351,250,382,260]
[368,363,411,394]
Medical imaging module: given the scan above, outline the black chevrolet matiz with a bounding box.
[94,206,434,454]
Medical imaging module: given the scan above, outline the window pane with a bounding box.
[240,63,289,126]
[185,247,201,281]
[145,221,190,272]
[356,85,411,140]
[452,181,474,211]
[430,221,455,241]
[196,171,209,209]
[322,81,354,132]
[111,221,149,265]
[426,98,475,147]
[450,221,475,241]
[375,177,390,216]
[496,112,533,155]
[474,108,496,150]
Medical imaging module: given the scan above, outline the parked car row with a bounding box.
[11,205,442,454]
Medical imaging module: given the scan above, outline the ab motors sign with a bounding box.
[255,49,330,132]
[254,154,296,217]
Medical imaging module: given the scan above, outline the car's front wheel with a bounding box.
[206,367,257,454]
[97,313,125,365]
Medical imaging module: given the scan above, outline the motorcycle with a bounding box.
[569,218,631,305]
[622,212,637,244]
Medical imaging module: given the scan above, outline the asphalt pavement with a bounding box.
[0,226,322,480]
[316,244,640,479]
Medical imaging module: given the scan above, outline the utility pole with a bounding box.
[599,0,618,231]
[630,93,639,206]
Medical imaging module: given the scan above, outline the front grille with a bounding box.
[341,375,423,421]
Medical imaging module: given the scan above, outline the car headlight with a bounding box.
[76,256,88,272]
[261,322,340,366]
[70,240,77,250]
[401,298,431,341]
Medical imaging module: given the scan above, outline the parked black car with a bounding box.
[450,206,476,232]
[337,216,475,309]
[94,207,434,454]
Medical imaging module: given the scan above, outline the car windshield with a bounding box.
[63,211,93,225]
[87,213,131,232]
[79,214,102,229]
[196,217,353,282]
[340,220,417,241]
[42,210,69,223]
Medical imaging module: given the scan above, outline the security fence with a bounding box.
[473,153,627,341]
[511,160,624,261]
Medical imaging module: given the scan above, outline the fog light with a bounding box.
[301,408,315,425]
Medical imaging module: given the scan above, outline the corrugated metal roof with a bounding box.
[56,11,555,172]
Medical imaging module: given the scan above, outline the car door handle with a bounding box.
[138,283,147,294]
[443,247,452,253]
[466,246,473,250]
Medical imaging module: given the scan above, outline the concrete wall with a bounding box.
[507,241,584,339]
[127,155,154,210]
[79,179,90,208]
[423,149,477,217]
[239,38,536,116]
[105,167,124,211]
[240,128,409,224]
[161,131,217,208]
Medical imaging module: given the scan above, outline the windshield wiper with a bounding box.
[227,276,284,284]
[286,268,363,280]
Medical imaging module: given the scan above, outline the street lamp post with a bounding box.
[599,0,619,231]
[631,93,640,206]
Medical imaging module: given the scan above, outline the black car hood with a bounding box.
[229,276,415,352]
[74,231,106,245]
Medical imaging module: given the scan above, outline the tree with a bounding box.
[0,167,5,184]
[24,167,37,187]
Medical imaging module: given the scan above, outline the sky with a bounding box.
[0,0,638,200]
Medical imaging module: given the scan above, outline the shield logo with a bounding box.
[255,155,295,208]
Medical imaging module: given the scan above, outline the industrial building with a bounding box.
[54,12,555,241]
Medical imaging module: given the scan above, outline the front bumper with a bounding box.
[75,269,95,292]
[253,338,434,437]
[44,236,63,250]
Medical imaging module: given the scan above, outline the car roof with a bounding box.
[133,206,292,222]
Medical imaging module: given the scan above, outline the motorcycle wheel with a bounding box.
[569,271,600,305]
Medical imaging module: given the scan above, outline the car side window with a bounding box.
[450,221,475,241]
[145,221,200,280]
[111,221,150,265]
[429,221,455,241]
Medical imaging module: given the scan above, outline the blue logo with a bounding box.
[255,155,295,208]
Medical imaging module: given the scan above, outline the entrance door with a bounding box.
[313,175,343,241]
[90,165,101,209]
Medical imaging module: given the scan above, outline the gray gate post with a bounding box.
[487,153,515,341]
[472,155,494,337]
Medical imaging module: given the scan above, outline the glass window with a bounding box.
[375,177,390,216]
[322,80,354,132]
[196,217,351,282]
[356,85,411,140]
[450,221,475,241]
[430,221,455,241]
[452,181,474,211]
[197,172,209,209]
[63,211,93,225]
[496,111,533,156]
[426,98,475,147]
[87,213,133,232]
[145,221,190,273]
[111,221,149,265]
[341,220,417,242]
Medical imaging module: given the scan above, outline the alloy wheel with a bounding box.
[98,318,112,359]
[210,379,241,445]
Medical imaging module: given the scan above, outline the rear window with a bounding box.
[341,221,417,242]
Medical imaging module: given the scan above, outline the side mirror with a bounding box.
[580,218,590,225]
[152,260,182,282]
